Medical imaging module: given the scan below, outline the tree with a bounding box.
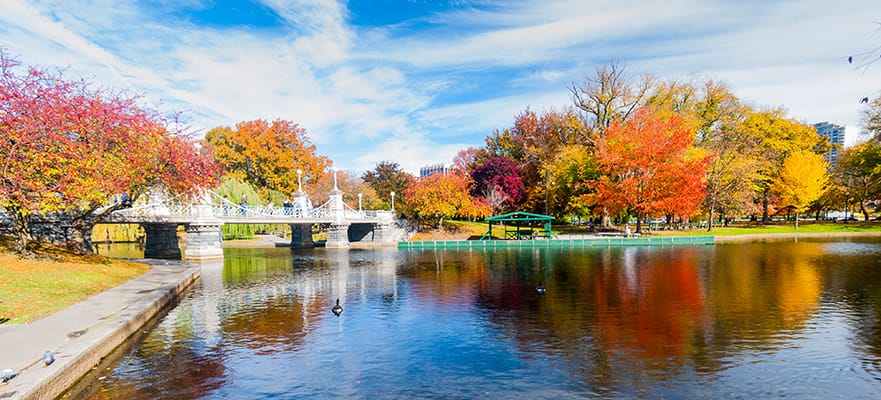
[692,81,763,230]
[570,60,655,139]
[545,144,599,219]
[469,156,526,213]
[404,172,490,228]
[744,109,828,223]
[361,161,415,209]
[834,140,881,220]
[0,51,218,253]
[861,94,881,139]
[588,107,710,232]
[773,151,829,229]
[204,119,330,197]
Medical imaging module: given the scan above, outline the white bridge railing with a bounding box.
[110,190,391,222]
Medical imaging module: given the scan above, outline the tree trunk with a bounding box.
[762,187,770,224]
[8,207,31,254]
[635,211,642,233]
[860,202,870,221]
[69,216,96,254]
[707,199,716,232]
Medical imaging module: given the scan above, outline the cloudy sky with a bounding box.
[2,0,879,173]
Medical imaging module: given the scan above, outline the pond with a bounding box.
[66,238,881,399]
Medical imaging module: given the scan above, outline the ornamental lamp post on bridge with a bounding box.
[358,192,362,213]
[390,191,395,212]
[296,169,303,193]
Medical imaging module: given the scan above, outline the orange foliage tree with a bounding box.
[205,119,330,197]
[0,51,218,253]
[404,172,491,228]
[588,107,710,232]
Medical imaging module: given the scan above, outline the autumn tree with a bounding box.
[205,119,330,197]
[834,140,881,220]
[469,156,526,214]
[361,161,415,209]
[404,172,491,228]
[588,107,710,232]
[0,51,218,253]
[692,81,763,229]
[744,109,828,223]
[773,151,829,229]
[485,107,589,212]
[545,144,599,219]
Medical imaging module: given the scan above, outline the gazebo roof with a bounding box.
[485,211,554,223]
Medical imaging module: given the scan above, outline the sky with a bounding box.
[1,0,880,174]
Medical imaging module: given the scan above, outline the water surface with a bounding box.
[68,238,881,399]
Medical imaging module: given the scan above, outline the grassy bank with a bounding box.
[648,221,880,236]
[0,239,151,324]
[408,220,881,241]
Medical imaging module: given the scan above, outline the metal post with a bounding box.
[544,167,549,215]
[391,191,395,211]
[297,169,302,193]
[358,193,362,212]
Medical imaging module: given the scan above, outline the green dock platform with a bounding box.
[398,236,715,250]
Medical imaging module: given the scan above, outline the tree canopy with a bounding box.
[0,51,218,253]
[205,119,329,197]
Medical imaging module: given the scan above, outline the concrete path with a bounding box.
[0,260,200,400]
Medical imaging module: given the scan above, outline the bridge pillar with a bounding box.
[290,223,314,248]
[185,221,224,260]
[325,174,350,248]
[325,223,351,248]
[142,223,181,259]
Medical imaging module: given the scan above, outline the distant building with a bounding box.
[420,163,449,178]
[814,121,845,165]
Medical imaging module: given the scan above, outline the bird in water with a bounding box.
[44,350,55,366]
[536,282,546,295]
[332,299,343,316]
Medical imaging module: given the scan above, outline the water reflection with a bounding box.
[70,238,881,399]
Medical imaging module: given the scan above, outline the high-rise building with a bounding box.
[814,121,845,165]
[419,163,449,178]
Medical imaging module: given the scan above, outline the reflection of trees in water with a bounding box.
[401,244,848,391]
[83,306,229,399]
[707,242,823,353]
[817,244,881,379]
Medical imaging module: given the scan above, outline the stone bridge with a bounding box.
[102,178,405,260]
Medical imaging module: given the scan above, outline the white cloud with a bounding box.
[2,0,880,175]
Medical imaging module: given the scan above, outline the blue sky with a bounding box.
[1,0,879,173]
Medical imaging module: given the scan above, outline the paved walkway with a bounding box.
[0,260,200,400]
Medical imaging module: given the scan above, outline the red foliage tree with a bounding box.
[469,156,525,213]
[589,107,710,232]
[0,50,218,253]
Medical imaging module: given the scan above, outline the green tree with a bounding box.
[834,140,881,220]
[773,151,829,229]
[361,161,415,210]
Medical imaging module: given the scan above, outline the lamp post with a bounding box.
[544,167,550,215]
[296,169,303,192]
[358,193,362,212]
[390,191,395,211]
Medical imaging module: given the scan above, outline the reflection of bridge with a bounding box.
[103,179,406,260]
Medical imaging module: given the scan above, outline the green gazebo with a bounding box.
[480,211,555,240]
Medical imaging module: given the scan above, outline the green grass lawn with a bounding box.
[648,221,881,236]
[0,238,151,324]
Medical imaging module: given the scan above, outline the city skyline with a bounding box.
[1,0,878,173]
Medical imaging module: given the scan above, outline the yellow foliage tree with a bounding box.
[773,151,828,229]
